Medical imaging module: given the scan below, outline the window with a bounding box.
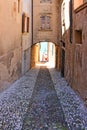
[27,17,29,33]
[40,0,52,3]
[22,13,29,33]
[75,30,82,44]
[40,15,51,30]
[61,3,65,34]
[62,3,65,25]
[18,0,20,13]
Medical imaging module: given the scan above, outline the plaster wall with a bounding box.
[33,0,59,44]
[0,0,22,92]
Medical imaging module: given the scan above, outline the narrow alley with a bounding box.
[0,0,87,130]
[0,66,87,130]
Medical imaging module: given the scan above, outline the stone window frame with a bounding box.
[22,13,29,33]
[40,0,52,4]
[39,14,52,31]
[75,30,82,44]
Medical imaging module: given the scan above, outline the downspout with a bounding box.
[32,0,33,45]
[30,0,33,69]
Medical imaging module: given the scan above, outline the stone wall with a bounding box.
[73,2,87,100]
[0,0,22,92]
[58,0,87,103]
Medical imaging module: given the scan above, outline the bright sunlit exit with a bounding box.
[39,42,48,62]
[36,42,56,68]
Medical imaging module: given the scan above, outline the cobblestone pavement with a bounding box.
[0,67,87,130]
[0,68,39,130]
[49,68,87,130]
[22,67,68,130]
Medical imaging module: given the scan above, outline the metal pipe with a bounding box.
[32,0,33,45]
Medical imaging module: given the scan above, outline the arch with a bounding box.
[31,40,58,47]
[30,41,59,68]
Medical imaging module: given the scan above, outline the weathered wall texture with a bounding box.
[33,0,59,44]
[22,0,32,74]
[58,0,74,85]
[0,0,21,91]
[73,2,87,100]
[0,0,22,92]
[30,44,39,68]
[58,0,87,104]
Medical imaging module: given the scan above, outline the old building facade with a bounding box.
[0,0,32,92]
[22,0,32,74]
[30,0,60,68]
[32,0,59,44]
[73,0,87,101]
[0,0,22,92]
[58,0,87,103]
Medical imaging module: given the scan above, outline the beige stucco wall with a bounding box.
[30,44,39,68]
[33,0,59,44]
[22,0,32,74]
[0,0,22,92]
[74,0,83,9]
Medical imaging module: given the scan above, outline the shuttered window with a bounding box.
[22,13,29,33]
[40,15,51,30]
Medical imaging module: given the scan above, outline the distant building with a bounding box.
[32,0,59,44]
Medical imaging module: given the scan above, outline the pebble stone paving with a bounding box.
[0,66,87,130]
[22,67,68,130]
[0,68,39,130]
[49,68,87,130]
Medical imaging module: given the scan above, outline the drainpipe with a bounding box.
[32,0,33,45]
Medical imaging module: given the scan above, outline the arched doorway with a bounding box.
[30,42,56,68]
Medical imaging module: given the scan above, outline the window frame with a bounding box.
[39,15,52,31]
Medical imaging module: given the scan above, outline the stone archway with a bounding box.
[30,42,58,68]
